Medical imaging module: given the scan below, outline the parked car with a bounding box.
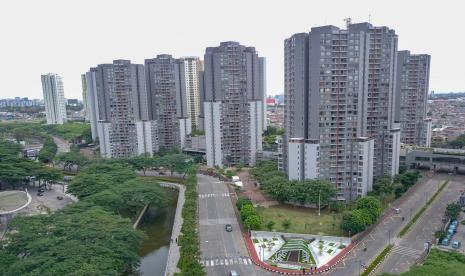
[441,238,450,246]
[452,241,461,249]
[225,224,232,232]
[38,188,45,193]
[37,193,44,196]
[229,270,238,276]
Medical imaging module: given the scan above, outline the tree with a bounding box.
[266,221,275,231]
[240,204,256,221]
[130,153,153,175]
[245,215,261,230]
[55,151,89,171]
[356,196,381,223]
[2,205,144,276]
[282,219,291,231]
[445,203,461,220]
[341,209,371,234]
[38,137,57,163]
[236,197,252,210]
[117,178,168,215]
[80,163,136,184]
[67,173,114,199]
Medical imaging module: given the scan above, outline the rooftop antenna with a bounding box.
[344,18,352,28]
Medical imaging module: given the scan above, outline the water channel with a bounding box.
[137,188,178,276]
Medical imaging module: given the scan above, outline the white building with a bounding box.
[41,73,67,124]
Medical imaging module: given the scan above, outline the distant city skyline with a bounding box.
[1,1,464,99]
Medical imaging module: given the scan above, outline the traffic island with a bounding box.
[245,230,354,274]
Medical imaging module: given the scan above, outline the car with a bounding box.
[37,193,44,196]
[38,188,45,193]
[229,270,238,276]
[225,224,232,232]
[394,208,401,214]
[452,241,461,249]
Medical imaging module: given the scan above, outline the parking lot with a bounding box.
[17,185,75,216]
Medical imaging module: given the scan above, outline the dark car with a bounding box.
[225,224,232,232]
[37,193,44,196]
[38,188,45,193]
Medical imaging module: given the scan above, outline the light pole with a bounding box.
[318,189,321,216]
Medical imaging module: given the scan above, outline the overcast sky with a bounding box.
[1,0,463,100]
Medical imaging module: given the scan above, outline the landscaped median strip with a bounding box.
[361,244,394,276]
[398,179,450,237]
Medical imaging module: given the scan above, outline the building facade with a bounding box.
[86,60,156,158]
[395,51,431,147]
[145,55,191,151]
[41,73,67,124]
[81,74,89,121]
[179,57,203,130]
[284,22,400,200]
[203,41,265,167]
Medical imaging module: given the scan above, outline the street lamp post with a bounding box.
[318,189,321,216]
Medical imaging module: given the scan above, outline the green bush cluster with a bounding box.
[237,197,262,230]
[251,161,336,206]
[176,165,205,275]
[341,196,381,234]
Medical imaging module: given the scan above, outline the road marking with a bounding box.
[201,256,252,267]
[198,193,231,199]
[391,245,422,257]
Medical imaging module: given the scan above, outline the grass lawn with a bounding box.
[256,204,345,236]
[0,190,28,212]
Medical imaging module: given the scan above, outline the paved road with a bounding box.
[197,174,273,276]
[52,136,70,153]
[327,173,449,276]
[376,175,465,274]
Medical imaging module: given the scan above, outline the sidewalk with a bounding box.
[161,182,185,276]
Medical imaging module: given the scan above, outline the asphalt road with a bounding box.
[327,173,449,276]
[197,174,273,276]
[376,174,465,274]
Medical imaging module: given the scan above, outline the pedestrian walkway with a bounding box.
[198,192,231,199]
[200,256,253,267]
[390,245,422,258]
[160,182,185,276]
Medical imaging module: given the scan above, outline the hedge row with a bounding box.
[176,166,205,275]
[236,198,261,230]
[361,244,394,276]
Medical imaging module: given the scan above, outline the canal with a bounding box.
[137,188,178,276]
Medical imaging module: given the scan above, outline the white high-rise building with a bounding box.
[180,57,203,130]
[41,73,67,124]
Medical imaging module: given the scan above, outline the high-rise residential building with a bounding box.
[203,41,265,167]
[179,57,203,130]
[395,51,431,147]
[81,74,89,121]
[284,22,400,200]
[86,60,156,158]
[145,55,191,150]
[41,73,67,124]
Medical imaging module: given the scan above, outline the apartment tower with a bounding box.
[41,73,67,124]
[145,55,191,150]
[81,74,89,121]
[204,41,265,167]
[284,22,400,200]
[86,60,156,158]
[395,51,431,147]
